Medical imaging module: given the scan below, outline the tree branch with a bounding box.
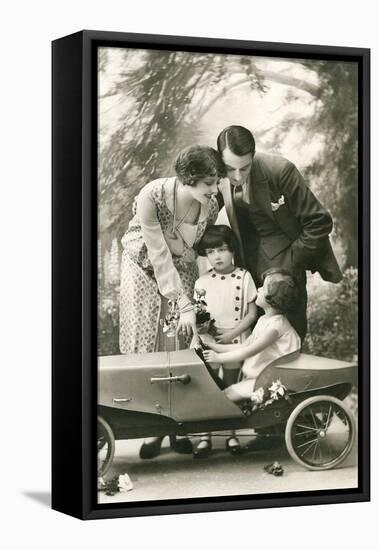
[263,70,319,96]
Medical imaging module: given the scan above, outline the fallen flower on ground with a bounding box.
[264,461,284,476]
[118,473,133,492]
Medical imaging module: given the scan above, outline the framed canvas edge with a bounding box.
[52,31,85,520]
[52,30,370,520]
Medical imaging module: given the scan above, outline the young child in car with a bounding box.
[192,225,258,457]
[203,268,301,403]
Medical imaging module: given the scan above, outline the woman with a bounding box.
[119,145,221,458]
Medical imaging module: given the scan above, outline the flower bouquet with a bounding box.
[193,288,216,335]
[242,379,292,416]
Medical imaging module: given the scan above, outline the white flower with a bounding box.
[268,379,287,400]
[118,473,134,492]
[97,477,106,490]
[251,387,265,404]
[271,195,285,211]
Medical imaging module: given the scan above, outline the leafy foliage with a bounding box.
[97,50,267,348]
[98,286,120,356]
[98,50,265,244]
[302,61,358,267]
[303,267,358,361]
[262,60,358,268]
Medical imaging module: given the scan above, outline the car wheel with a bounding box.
[285,395,356,471]
[98,416,115,477]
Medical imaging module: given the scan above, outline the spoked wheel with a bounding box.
[285,395,356,471]
[97,416,115,477]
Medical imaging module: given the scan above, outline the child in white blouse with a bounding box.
[193,225,258,457]
[203,269,301,402]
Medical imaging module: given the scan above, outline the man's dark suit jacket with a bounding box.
[218,152,342,283]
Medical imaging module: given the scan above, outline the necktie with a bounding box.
[233,184,245,207]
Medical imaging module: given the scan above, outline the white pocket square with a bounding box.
[271,195,285,211]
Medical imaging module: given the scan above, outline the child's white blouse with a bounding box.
[242,314,301,378]
[195,267,256,334]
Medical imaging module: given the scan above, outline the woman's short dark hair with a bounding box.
[174,145,223,186]
[217,125,256,157]
[197,225,240,257]
[262,268,298,314]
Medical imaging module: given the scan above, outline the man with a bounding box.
[216,125,342,342]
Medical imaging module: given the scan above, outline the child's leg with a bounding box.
[222,365,240,387]
[223,367,242,452]
[224,378,257,402]
[224,385,245,402]
[193,363,219,458]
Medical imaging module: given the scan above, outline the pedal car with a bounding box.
[98,348,357,476]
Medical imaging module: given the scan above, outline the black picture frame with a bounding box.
[52,30,370,520]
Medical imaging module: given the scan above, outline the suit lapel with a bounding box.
[250,156,275,220]
[252,154,300,241]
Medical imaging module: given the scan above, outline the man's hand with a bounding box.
[203,350,219,363]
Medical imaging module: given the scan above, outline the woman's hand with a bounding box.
[203,350,219,363]
[177,309,197,339]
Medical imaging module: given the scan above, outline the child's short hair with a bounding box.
[197,225,239,257]
[262,268,298,314]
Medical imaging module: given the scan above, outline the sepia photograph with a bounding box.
[96,44,359,505]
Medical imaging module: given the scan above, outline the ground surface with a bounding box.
[98,430,358,504]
